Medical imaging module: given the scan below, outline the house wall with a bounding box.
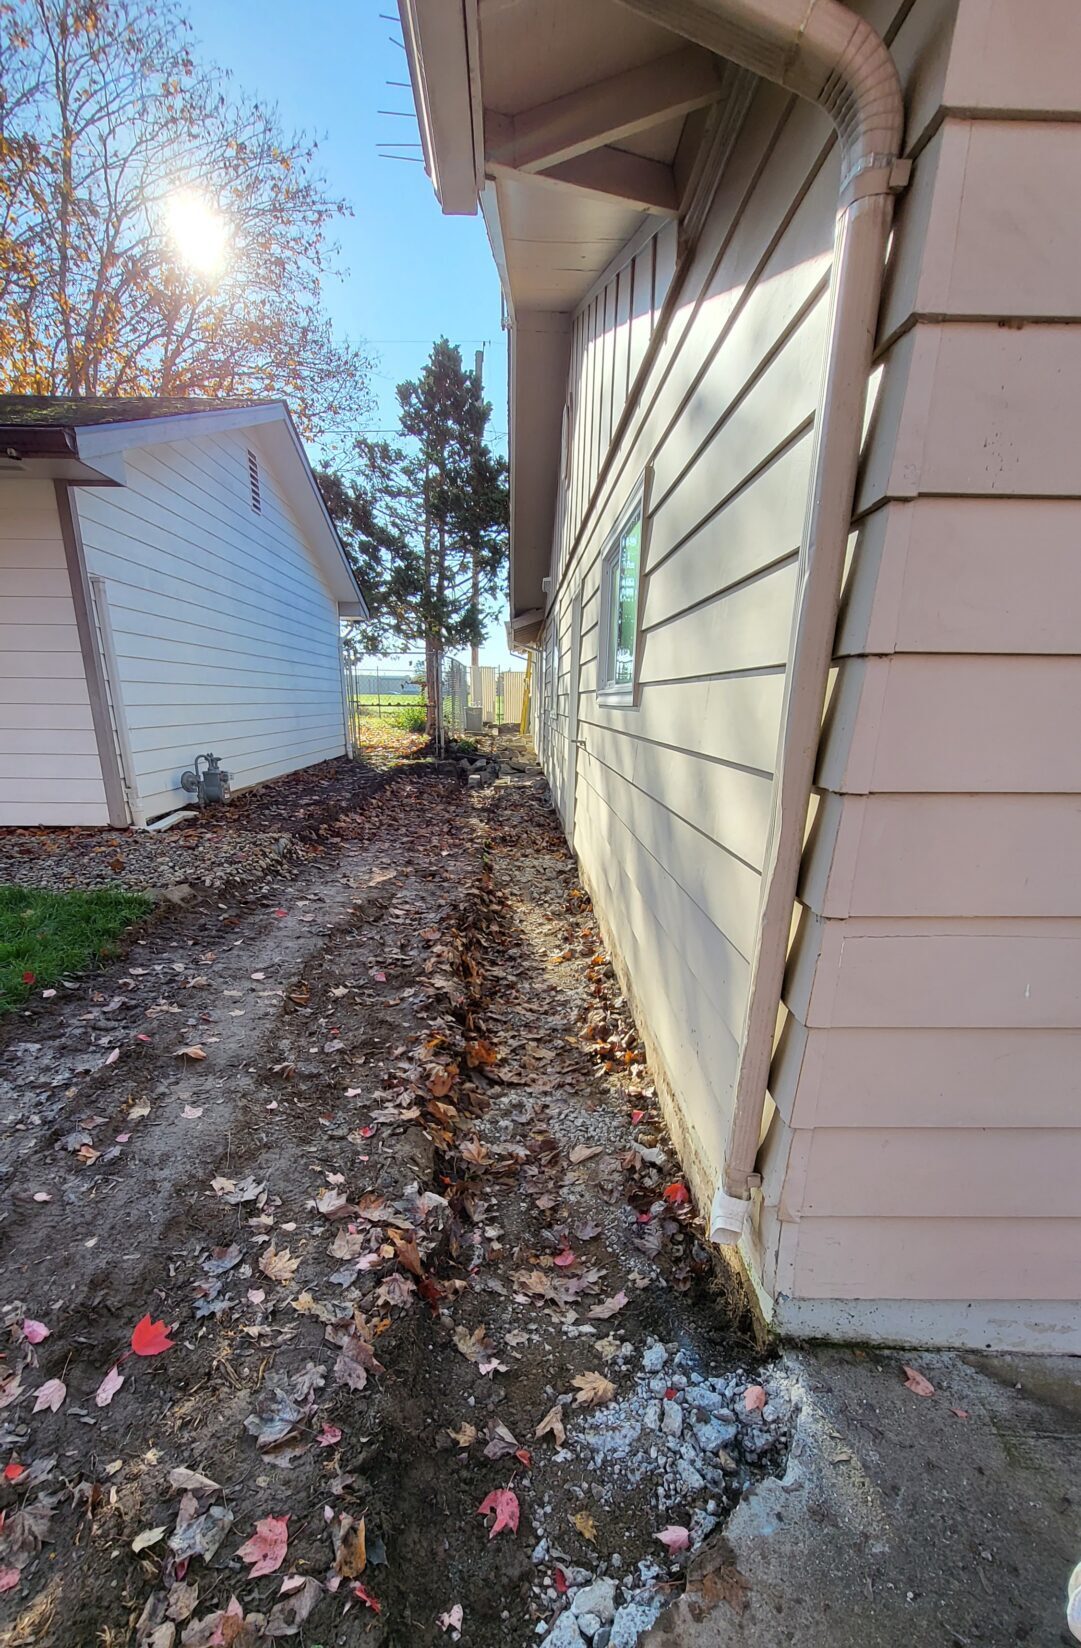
[74,427,347,820]
[0,480,109,826]
[759,0,1081,1350]
[533,0,1081,1349]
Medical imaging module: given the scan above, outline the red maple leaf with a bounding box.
[477,1486,519,1539]
[352,1582,381,1613]
[130,1315,174,1357]
[21,972,35,986]
[663,1182,691,1206]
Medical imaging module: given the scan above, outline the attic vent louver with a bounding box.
[247,449,261,513]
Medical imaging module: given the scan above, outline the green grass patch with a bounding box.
[353,693,422,706]
[0,884,152,1012]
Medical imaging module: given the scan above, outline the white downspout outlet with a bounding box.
[613,0,907,1244]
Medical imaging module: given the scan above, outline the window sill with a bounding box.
[597,686,635,709]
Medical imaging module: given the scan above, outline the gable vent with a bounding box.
[247,449,261,513]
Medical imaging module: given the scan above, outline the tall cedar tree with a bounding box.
[320,339,509,731]
[0,0,370,437]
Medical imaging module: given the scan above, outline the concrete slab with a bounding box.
[645,1346,1081,1648]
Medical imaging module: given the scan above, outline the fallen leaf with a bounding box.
[182,1104,203,1119]
[0,1569,19,1594]
[21,1319,49,1344]
[132,1315,174,1356]
[534,1405,566,1446]
[169,1497,234,1563]
[657,1524,691,1553]
[236,1515,289,1577]
[352,1581,381,1613]
[266,1576,322,1637]
[902,1365,935,1398]
[175,1045,207,1060]
[568,1144,603,1164]
[33,1378,66,1413]
[951,1407,970,1420]
[697,1562,752,1615]
[332,1513,367,1577]
[260,1245,300,1285]
[334,1332,383,1392]
[572,1510,598,1543]
[448,1423,477,1448]
[476,1487,519,1539]
[438,1603,464,1633]
[132,1525,167,1553]
[571,1371,616,1407]
[663,1182,691,1205]
[95,1365,125,1406]
[743,1384,767,1412]
[587,1291,628,1320]
[168,1467,219,1492]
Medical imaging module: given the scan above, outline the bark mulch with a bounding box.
[0,761,785,1648]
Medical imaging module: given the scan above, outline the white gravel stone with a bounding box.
[541,1612,587,1648]
[661,1400,683,1437]
[609,1599,664,1646]
[571,1578,617,1622]
[577,1614,603,1639]
[642,1342,667,1373]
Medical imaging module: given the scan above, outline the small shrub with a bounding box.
[388,704,428,732]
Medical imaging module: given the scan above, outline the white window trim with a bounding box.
[597,472,648,709]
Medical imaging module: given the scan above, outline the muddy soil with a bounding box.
[0,763,782,1648]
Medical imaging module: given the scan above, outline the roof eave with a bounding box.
[397,0,480,216]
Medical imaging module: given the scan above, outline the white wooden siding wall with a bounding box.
[0,481,108,825]
[539,70,844,1186]
[73,430,346,820]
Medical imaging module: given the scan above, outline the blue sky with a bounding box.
[184,0,516,665]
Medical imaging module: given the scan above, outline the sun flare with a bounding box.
[164,189,230,277]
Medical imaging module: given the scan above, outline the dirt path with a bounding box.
[0,766,784,1648]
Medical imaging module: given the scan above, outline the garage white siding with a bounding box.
[0,481,109,826]
[73,427,347,820]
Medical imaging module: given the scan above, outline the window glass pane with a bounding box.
[612,511,640,684]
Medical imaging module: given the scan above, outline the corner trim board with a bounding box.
[54,481,130,828]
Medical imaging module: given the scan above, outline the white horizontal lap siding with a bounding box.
[0,481,108,825]
[536,57,858,1183]
[74,428,345,818]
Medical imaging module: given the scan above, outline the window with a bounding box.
[598,484,644,704]
[247,448,261,513]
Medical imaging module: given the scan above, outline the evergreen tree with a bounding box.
[321,338,509,733]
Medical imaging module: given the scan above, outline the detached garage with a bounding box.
[0,397,366,827]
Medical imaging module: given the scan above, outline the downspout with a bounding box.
[614,0,907,1241]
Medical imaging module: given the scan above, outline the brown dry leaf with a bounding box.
[388,1229,423,1277]
[259,1245,300,1285]
[464,1040,498,1068]
[571,1371,616,1407]
[426,1064,458,1098]
[332,1513,366,1578]
[572,1511,598,1543]
[743,1384,767,1412]
[448,1423,478,1448]
[329,1228,367,1261]
[453,1325,489,1363]
[175,1045,207,1061]
[534,1404,566,1446]
[459,1138,490,1166]
[696,1564,752,1616]
[568,1143,603,1164]
[587,1291,628,1320]
[902,1365,935,1398]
